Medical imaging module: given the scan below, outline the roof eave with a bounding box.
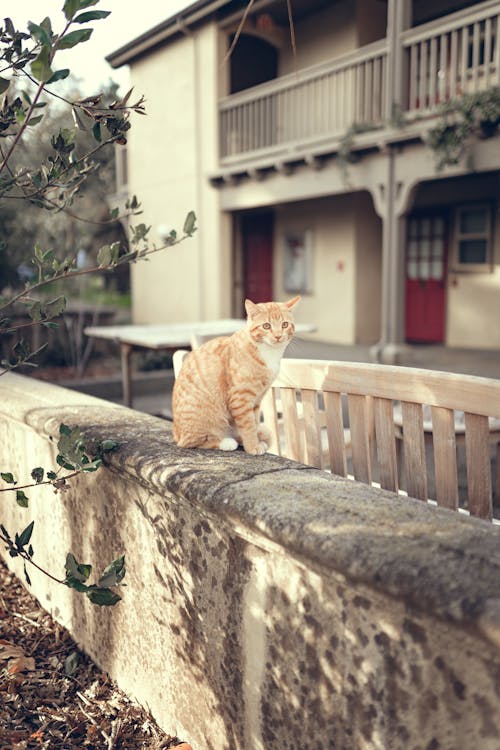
[106,0,232,68]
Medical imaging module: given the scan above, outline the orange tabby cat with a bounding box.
[172,296,300,454]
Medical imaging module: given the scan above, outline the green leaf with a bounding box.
[28,21,52,48]
[1,472,16,484]
[86,587,121,606]
[56,455,75,470]
[28,301,42,322]
[0,77,10,95]
[31,46,53,83]
[17,521,34,548]
[43,295,66,319]
[100,439,118,452]
[97,245,112,267]
[56,28,93,50]
[23,563,31,586]
[65,576,88,592]
[98,555,125,588]
[60,424,72,436]
[47,68,70,85]
[27,114,44,127]
[63,0,81,21]
[42,321,59,330]
[92,122,101,142]
[183,210,197,236]
[73,10,111,23]
[65,552,92,583]
[31,467,44,483]
[65,651,79,676]
[16,490,29,508]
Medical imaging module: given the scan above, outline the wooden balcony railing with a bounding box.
[219,39,387,161]
[403,0,500,114]
[218,1,500,164]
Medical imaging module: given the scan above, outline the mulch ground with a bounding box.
[0,558,188,750]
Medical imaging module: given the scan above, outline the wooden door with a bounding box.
[405,215,447,343]
[242,214,274,305]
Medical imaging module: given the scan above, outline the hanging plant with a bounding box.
[427,86,500,170]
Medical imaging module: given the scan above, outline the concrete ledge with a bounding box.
[2,373,500,750]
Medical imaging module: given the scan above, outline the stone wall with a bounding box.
[2,373,500,750]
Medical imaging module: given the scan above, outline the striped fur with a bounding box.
[172,297,300,454]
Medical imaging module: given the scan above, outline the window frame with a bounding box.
[452,202,494,273]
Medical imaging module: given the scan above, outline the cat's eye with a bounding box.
[262,323,271,330]
[282,322,289,328]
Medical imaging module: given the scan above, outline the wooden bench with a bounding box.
[260,359,500,521]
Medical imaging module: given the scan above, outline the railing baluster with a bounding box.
[365,60,373,122]
[484,17,492,88]
[281,388,302,463]
[429,36,437,107]
[409,44,418,110]
[419,40,428,110]
[439,33,448,103]
[472,21,480,91]
[461,25,469,93]
[495,15,500,84]
[450,29,458,98]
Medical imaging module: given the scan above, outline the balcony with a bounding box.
[218,0,500,166]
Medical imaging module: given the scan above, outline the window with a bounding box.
[453,203,493,272]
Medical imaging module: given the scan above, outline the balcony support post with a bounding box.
[385,0,412,121]
[370,148,409,365]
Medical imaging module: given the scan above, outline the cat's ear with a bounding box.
[285,295,301,309]
[244,299,259,316]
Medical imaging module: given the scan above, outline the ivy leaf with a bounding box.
[86,587,121,606]
[31,46,53,83]
[98,555,125,588]
[16,490,29,508]
[1,472,16,484]
[56,28,93,50]
[65,552,92,583]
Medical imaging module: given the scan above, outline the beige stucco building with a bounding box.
[108,0,500,359]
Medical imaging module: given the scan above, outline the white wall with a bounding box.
[128,23,229,324]
[273,195,358,343]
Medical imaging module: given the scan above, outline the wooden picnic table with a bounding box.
[84,319,316,407]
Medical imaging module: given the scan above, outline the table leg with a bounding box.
[121,343,133,407]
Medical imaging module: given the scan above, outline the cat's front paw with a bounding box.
[245,440,268,455]
[257,425,271,443]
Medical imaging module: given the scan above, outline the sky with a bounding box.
[3,0,191,92]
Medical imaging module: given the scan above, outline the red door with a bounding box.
[242,214,274,305]
[405,215,447,343]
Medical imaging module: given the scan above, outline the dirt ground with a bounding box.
[0,558,188,750]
